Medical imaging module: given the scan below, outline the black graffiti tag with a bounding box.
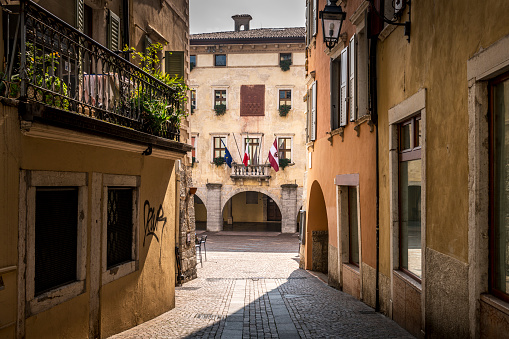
[143,200,167,247]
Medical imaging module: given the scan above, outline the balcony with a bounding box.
[230,163,271,183]
[1,1,185,149]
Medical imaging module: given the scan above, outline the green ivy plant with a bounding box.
[279,104,291,117]
[280,59,291,71]
[214,104,226,115]
[279,158,291,170]
[124,42,189,133]
[213,157,225,166]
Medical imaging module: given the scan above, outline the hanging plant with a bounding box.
[214,104,226,115]
[280,59,291,71]
[279,158,291,170]
[213,157,225,166]
[279,104,291,117]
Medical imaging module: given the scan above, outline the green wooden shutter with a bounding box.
[165,51,185,79]
[76,0,84,32]
[108,9,120,51]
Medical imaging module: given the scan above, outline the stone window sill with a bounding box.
[393,269,422,292]
[480,294,509,316]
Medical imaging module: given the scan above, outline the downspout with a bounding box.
[367,7,381,313]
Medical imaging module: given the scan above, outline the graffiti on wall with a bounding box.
[143,200,167,247]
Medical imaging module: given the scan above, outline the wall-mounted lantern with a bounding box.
[319,0,346,50]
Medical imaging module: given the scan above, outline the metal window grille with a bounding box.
[35,187,78,296]
[107,188,133,269]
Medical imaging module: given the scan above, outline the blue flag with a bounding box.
[221,139,233,168]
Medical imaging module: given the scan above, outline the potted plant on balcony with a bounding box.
[125,42,189,134]
[280,59,291,71]
[213,157,225,166]
[279,158,291,170]
[214,104,226,116]
[279,104,291,117]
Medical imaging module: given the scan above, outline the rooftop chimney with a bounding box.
[232,14,252,32]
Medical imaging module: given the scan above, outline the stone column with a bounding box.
[206,183,223,232]
[281,184,298,233]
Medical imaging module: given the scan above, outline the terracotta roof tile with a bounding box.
[190,27,305,41]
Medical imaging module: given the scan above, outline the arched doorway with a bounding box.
[194,195,207,230]
[306,181,328,272]
[222,191,282,232]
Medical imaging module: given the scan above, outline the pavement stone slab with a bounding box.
[109,232,413,339]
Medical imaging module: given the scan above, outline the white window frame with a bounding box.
[277,88,293,109]
[349,35,357,121]
[210,133,228,162]
[340,46,349,127]
[211,87,228,110]
[101,174,140,285]
[20,170,88,316]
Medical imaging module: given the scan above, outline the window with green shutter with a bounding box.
[108,9,120,51]
[165,51,185,79]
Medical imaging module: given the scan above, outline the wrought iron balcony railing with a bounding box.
[230,163,271,180]
[1,0,180,141]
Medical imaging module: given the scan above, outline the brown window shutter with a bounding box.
[240,85,265,116]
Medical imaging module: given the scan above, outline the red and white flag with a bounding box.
[268,138,279,172]
[243,146,250,166]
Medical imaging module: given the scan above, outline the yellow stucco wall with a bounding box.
[223,192,265,223]
[0,106,179,338]
[195,202,207,222]
[377,0,509,270]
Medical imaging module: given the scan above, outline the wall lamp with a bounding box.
[369,0,412,42]
[319,0,346,50]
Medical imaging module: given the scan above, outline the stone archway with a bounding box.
[221,190,282,232]
[306,180,328,272]
[193,193,207,230]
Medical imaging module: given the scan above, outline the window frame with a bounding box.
[348,186,360,267]
[213,89,228,110]
[278,89,293,109]
[211,135,228,161]
[101,174,140,286]
[21,170,88,316]
[190,55,196,70]
[277,136,293,162]
[398,115,422,282]
[214,54,227,67]
[388,89,426,290]
[489,71,509,302]
[243,136,261,165]
[191,89,196,113]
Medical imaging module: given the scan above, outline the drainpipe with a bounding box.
[367,8,381,313]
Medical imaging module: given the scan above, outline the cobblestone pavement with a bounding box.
[110,232,413,339]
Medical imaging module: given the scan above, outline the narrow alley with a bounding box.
[110,232,412,339]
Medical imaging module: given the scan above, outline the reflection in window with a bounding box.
[213,137,226,158]
[215,54,226,66]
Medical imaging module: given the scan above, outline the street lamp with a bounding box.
[319,0,346,50]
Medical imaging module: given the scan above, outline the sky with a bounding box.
[189,0,305,34]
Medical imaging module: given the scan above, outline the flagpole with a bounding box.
[232,133,243,163]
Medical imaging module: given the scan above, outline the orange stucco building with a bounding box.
[302,0,378,304]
